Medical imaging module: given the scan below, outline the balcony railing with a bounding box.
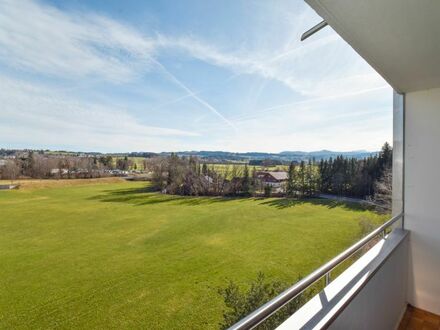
[228,212,404,330]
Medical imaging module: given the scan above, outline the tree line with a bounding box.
[0,152,140,180]
[145,142,392,203]
[145,154,257,197]
[317,142,392,198]
[1,143,392,209]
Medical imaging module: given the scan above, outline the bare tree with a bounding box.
[145,157,168,191]
[32,154,51,178]
[372,168,392,213]
[1,160,20,182]
[116,156,131,171]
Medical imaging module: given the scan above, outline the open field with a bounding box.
[204,163,288,178]
[0,177,124,190]
[110,159,288,174]
[113,156,146,170]
[0,179,386,329]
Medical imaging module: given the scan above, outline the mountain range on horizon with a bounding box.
[1,148,378,163]
[159,149,377,163]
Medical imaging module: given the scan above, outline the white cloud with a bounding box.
[0,76,199,151]
[0,0,155,82]
[155,28,387,99]
[228,85,390,122]
[0,0,386,98]
[0,0,392,152]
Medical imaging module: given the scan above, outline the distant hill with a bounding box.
[279,150,375,160]
[1,148,378,164]
[160,150,377,163]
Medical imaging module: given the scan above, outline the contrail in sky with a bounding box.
[230,85,389,122]
[149,57,237,131]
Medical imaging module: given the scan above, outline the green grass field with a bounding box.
[203,163,288,179]
[0,179,386,329]
[111,158,287,173]
[113,156,146,170]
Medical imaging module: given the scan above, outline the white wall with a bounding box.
[277,230,408,330]
[329,232,408,330]
[405,87,440,314]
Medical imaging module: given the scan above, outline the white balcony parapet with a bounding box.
[228,213,404,330]
[277,229,408,330]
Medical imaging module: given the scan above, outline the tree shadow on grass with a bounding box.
[88,185,242,207]
[89,185,368,212]
[259,198,367,212]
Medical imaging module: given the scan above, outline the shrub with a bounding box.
[358,215,376,238]
[218,272,313,330]
[358,215,382,252]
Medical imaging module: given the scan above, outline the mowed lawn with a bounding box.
[0,179,386,329]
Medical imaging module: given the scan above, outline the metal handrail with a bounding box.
[228,212,404,330]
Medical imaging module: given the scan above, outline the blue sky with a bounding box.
[0,0,392,152]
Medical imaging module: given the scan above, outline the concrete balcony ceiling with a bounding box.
[306,0,440,93]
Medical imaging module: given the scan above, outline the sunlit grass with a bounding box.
[0,180,386,329]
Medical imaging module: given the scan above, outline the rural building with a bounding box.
[255,171,288,188]
[203,175,213,184]
[50,168,68,175]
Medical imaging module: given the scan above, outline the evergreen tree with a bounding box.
[378,142,392,171]
[202,163,208,175]
[299,161,306,197]
[305,159,314,196]
[242,164,251,196]
[251,166,258,195]
[286,162,296,197]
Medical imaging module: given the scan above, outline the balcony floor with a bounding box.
[398,305,440,330]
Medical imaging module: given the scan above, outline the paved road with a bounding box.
[318,193,375,205]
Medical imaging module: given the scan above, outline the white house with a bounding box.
[255,171,288,188]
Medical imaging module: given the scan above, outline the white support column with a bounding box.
[392,91,405,222]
